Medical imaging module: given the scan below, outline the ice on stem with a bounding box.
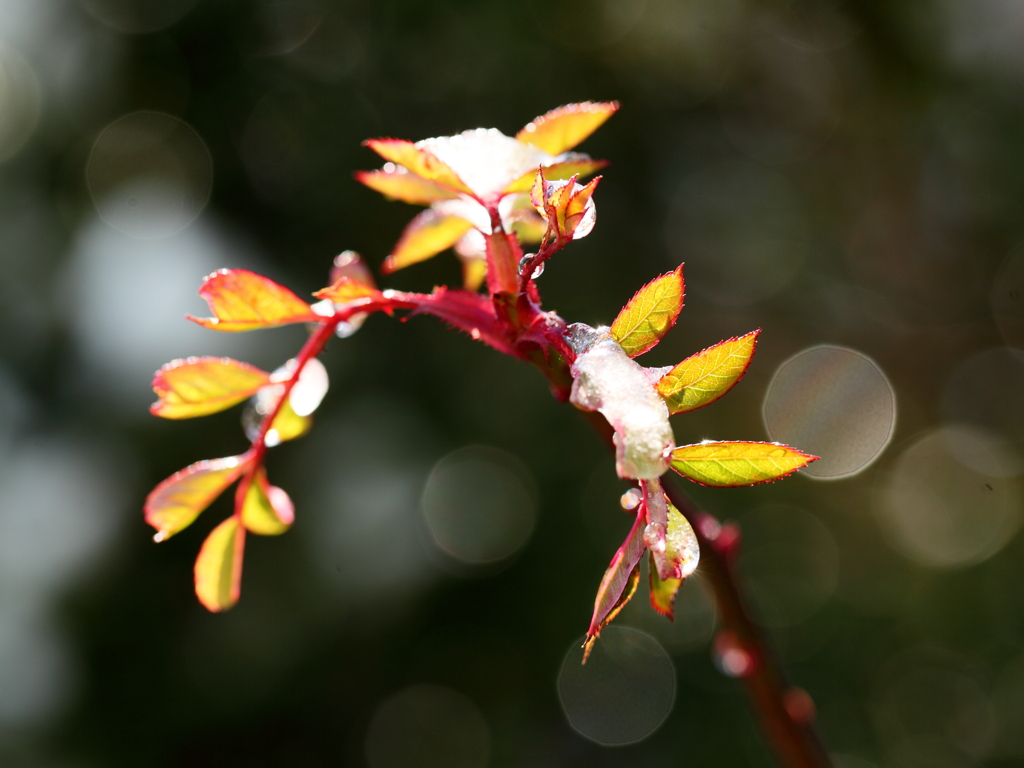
[567,324,675,479]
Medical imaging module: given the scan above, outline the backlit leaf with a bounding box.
[671,441,818,487]
[313,276,385,305]
[363,139,474,197]
[383,210,473,274]
[516,101,619,155]
[194,517,244,612]
[610,266,685,357]
[649,551,682,620]
[266,397,311,445]
[656,330,759,414]
[145,455,249,540]
[150,357,270,419]
[504,157,608,193]
[241,469,294,536]
[583,508,647,662]
[354,168,460,205]
[187,269,320,332]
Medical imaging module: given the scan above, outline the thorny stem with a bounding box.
[239,230,830,766]
[661,479,832,768]
[526,322,830,767]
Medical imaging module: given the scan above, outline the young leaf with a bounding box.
[656,330,759,414]
[187,269,320,332]
[383,209,474,274]
[583,508,647,661]
[194,517,244,612]
[671,442,818,487]
[363,139,475,197]
[145,455,249,540]
[241,469,294,535]
[150,357,271,419]
[610,266,685,358]
[516,101,619,155]
[649,551,683,620]
[504,157,608,194]
[583,565,640,663]
[265,397,312,446]
[354,168,460,205]
[313,276,385,305]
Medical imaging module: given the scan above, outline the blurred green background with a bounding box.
[3,0,1024,765]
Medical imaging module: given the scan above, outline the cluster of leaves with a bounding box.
[145,103,815,656]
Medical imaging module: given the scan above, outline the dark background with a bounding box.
[2,0,1024,766]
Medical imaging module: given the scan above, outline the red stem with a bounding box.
[233,316,341,514]
[660,478,832,768]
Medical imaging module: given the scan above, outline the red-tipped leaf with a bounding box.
[194,517,245,612]
[240,468,294,536]
[583,507,647,661]
[150,357,270,419]
[516,101,619,155]
[354,168,460,205]
[610,266,685,357]
[671,441,818,487]
[363,139,474,197]
[187,269,320,332]
[383,209,473,273]
[145,455,250,540]
[656,330,759,414]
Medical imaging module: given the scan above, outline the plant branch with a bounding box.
[660,478,832,768]
[537,350,830,767]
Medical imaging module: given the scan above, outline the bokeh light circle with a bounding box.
[764,345,895,479]
[877,427,1022,568]
[87,111,212,238]
[421,446,537,565]
[558,626,675,745]
[365,684,490,768]
[872,652,995,766]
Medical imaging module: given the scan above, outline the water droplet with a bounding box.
[470,328,481,340]
[517,255,544,279]
[310,299,334,317]
[382,162,396,173]
[153,531,168,543]
[335,314,366,338]
[620,488,642,511]
[713,631,755,678]
[265,429,281,448]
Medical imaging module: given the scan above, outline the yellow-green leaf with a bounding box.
[150,357,270,419]
[354,168,460,205]
[671,442,818,487]
[504,157,608,193]
[383,210,473,274]
[241,469,294,536]
[516,101,619,155]
[610,266,685,357]
[363,139,474,197]
[583,509,646,662]
[656,330,759,414]
[194,517,244,612]
[266,397,311,445]
[187,269,320,332]
[649,551,682,620]
[313,276,384,305]
[145,455,249,540]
